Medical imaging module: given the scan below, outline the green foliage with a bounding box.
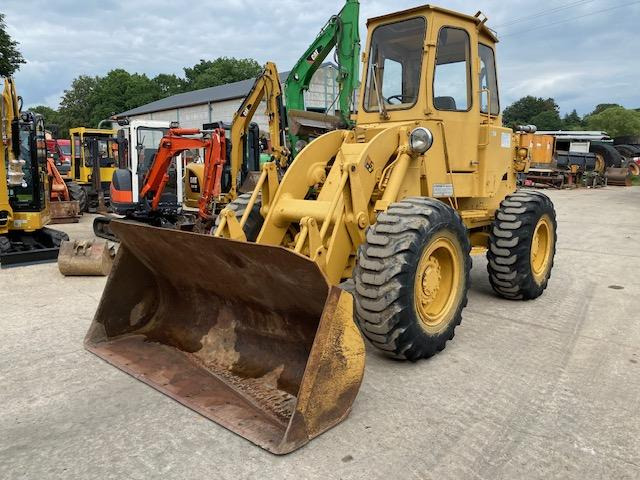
[152,73,185,97]
[0,13,25,76]
[503,98,594,131]
[585,107,640,137]
[89,69,160,125]
[29,105,62,134]
[590,103,621,116]
[57,75,100,137]
[561,109,584,130]
[184,57,262,90]
[502,96,559,128]
[34,56,261,139]
[529,110,563,130]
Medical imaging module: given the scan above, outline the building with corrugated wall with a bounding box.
[115,63,339,133]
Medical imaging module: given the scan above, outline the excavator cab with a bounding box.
[109,120,173,215]
[183,121,262,209]
[68,128,117,212]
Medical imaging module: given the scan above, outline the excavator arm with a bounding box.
[140,128,225,213]
[197,129,226,220]
[228,62,288,199]
[284,0,360,154]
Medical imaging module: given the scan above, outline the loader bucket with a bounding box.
[84,221,365,454]
[58,239,116,276]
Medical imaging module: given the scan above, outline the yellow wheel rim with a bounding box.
[594,154,605,174]
[414,234,461,333]
[530,215,553,283]
[629,162,640,177]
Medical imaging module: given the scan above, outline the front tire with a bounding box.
[487,190,557,300]
[353,198,471,361]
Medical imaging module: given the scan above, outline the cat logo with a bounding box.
[365,158,374,173]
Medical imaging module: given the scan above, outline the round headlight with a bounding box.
[409,127,433,155]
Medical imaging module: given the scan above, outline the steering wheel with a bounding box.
[386,94,411,105]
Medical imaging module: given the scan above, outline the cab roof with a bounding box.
[366,4,498,43]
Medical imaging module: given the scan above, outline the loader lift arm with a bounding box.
[285,0,360,155]
[139,127,225,217]
[228,62,288,200]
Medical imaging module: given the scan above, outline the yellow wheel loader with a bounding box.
[85,5,557,454]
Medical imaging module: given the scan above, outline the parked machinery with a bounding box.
[86,6,557,454]
[183,62,289,213]
[183,0,361,211]
[285,0,360,155]
[67,127,117,212]
[91,120,179,240]
[1,77,68,266]
[45,154,81,223]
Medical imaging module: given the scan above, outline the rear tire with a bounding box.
[590,143,623,169]
[487,190,557,300]
[353,198,471,361]
[214,193,263,241]
[67,182,88,212]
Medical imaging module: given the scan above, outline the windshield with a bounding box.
[13,128,35,203]
[58,143,71,155]
[364,17,426,112]
[136,127,169,171]
[84,137,117,168]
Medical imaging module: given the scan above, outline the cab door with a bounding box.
[430,24,478,173]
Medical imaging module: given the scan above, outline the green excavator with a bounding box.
[285,0,360,156]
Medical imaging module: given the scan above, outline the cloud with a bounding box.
[4,0,639,114]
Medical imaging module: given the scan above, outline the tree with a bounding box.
[502,96,559,128]
[530,110,563,130]
[590,103,621,116]
[0,13,25,76]
[184,57,261,90]
[561,109,583,130]
[585,107,640,137]
[29,105,62,134]
[89,69,160,125]
[152,73,185,97]
[57,75,100,136]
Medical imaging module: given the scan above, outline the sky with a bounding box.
[3,0,639,115]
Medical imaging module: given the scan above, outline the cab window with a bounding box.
[479,43,500,115]
[433,27,471,111]
[364,17,426,112]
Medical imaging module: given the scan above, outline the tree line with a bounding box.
[502,96,640,138]
[30,58,262,138]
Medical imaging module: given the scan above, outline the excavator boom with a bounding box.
[139,128,225,213]
[228,62,288,199]
[285,0,360,154]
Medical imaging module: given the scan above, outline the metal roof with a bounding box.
[115,63,336,119]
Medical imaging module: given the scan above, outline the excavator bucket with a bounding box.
[58,239,116,276]
[84,221,365,454]
[49,200,81,224]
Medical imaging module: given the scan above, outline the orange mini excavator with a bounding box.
[93,127,226,240]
